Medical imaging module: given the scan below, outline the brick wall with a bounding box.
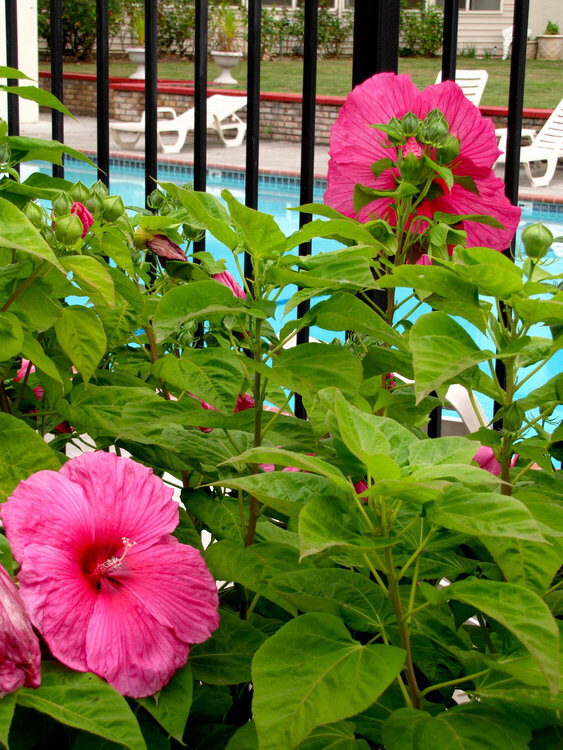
[38,73,550,147]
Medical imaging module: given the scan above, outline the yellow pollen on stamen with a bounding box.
[96,537,137,576]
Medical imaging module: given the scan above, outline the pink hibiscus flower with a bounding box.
[14,358,44,401]
[473,446,520,476]
[0,563,41,697]
[212,271,246,300]
[1,452,219,698]
[325,73,520,252]
[147,234,187,262]
[71,202,94,239]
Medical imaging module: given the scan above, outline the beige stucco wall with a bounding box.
[0,0,39,123]
[528,0,563,38]
[454,1,514,55]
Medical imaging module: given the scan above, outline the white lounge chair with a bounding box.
[495,97,563,188]
[110,94,247,153]
[502,27,532,60]
[435,69,488,106]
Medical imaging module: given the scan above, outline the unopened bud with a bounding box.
[401,111,419,138]
[502,402,525,433]
[147,190,165,209]
[435,134,460,165]
[69,180,90,204]
[419,108,449,145]
[91,180,109,197]
[54,213,84,245]
[400,152,424,183]
[84,192,103,215]
[22,201,44,229]
[52,193,74,216]
[102,195,125,222]
[521,222,553,260]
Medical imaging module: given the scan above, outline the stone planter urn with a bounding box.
[526,40,538,59]
[537,34,563,61]
[210,51,243,85]
[127,48,145,79]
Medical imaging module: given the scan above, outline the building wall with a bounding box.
[0,1,38,122]
[529,0,563,38]
[455,1,515,56]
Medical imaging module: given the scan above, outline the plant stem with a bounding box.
[0,266,42,312]
[245,319,263,547]
[0,383,11,414]
[419,668,491,699]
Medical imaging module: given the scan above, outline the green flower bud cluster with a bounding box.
[54,213,84,245]
[521,222,553,260]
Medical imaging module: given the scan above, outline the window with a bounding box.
[434,0,501,9]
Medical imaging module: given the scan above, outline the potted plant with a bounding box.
[537,20,563,60]
[126,7,146,79]
[526,31,537,60]
[210,6,243,84]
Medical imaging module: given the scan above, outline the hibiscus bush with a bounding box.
[0,67,561,749]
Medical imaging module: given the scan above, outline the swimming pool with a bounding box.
[21,158,562,431]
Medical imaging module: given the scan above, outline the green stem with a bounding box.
[477,612,497,654]
[245,319,263,548]
[419,668,491,699]
[0,265,43,312]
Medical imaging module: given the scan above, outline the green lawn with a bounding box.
[41,56,563,109]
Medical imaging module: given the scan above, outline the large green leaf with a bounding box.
[21,334,63,384]
[16,663,146,750]
[483,534,563,594]
[225,722,258,750]
[382,704,531,749]
[223,189,286,259]
[0,312,23,361]
[310,293,403,348]
[454,245,524,298]
[152,280,246,342]
[61,255,116,308]
[0,413,62,501]
[1,85,73,116]
[410,312,495,402]
[137,662,193,742]
[161,183,238,250]
[427,487,545,541]
[189,609,267,685]
[272,568,393,632]
[152,349,244,412]
[252,612,405,750]
[0,693,15,749]
[6,135,93,167]
[296,722,370,750]
[445,578,559,692]
[54,306,107,384]
[0,196,63,270]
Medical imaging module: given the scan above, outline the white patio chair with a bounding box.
[502,27,532,59]
[435,69,488,106]
[495,97,563,188]
[110,94,247,153]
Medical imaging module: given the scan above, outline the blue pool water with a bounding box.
[22,159,562,432]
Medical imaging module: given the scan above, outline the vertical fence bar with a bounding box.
[441,0,458,81]
[50,0,64,178]
[244,0,261,283]
[494,0,530,425]
[5,0,19,176]
[294,0,319,420]
[145,0,158,205]
[193,0,208,257]
[353,0,400,86]
[96,0,109,187]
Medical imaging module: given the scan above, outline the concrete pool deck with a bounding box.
[20,113,563,205]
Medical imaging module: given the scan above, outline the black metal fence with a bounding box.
[4,0,532,432]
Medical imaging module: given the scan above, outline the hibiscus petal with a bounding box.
[1,471,95,562]
[86,586,190,698]
[17,543,96,672]
[60,452,178,550]
[116,537,219,645]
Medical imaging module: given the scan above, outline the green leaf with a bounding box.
[0,66,32,80]
[483,534,563,594]
[408,436,478,466]
[137,662,193,742]
[445,578,559,692]
[54,306,107,384]
[0,197,63,270]
[6,135,93,167]
[0,692,15,749]
[252,612,405,750]
[0,312,23,361]
[427,487,545,541]
[0,413,62,502]
[152,349,244,412]
[21,334,63,384]
[225,722,258,750]
[0,85,73,117]
[61,256,116,308]
[454,245,524,297]
[299,495,394,559]
[189,609,267,685]
[16,663,146,750]
[223,189,286,259]
[272,568,393,632]
[296,721,370,750]
[382,704,531,750]
[152,280,246,342]
[410,312,495,402]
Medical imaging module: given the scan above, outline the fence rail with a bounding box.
[4,0,532,435]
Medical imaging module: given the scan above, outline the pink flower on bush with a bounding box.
[473,446,520,476]
[0,563,41,697]
[147,234,187,261]
[325,73,521,252]
[71,202,94,238]
[14,358,44,401]
[1,452,219,698]
[212,271,246,300]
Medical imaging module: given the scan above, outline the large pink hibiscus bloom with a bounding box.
[325,73,521,251]
[1,451,219,698]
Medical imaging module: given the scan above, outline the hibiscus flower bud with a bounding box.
[22,201,44,229]
[102,195,125,222]
[0,141,11,163]
[0,563,41,697]
[71,202,94,238]
[401,152,424,183]
[147,189,166,209]
[434,134,460,166]
[419,108,449,145]
[84,192,103,216]
[69,180,90,204]
[54,213,84,245]
[91,179,109,197]
[521,221,553,260]
[401,111,419,138]
[212,271,246,299]
[501,402,525,433]
[147,234,187,261]
[52,192,74,216]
